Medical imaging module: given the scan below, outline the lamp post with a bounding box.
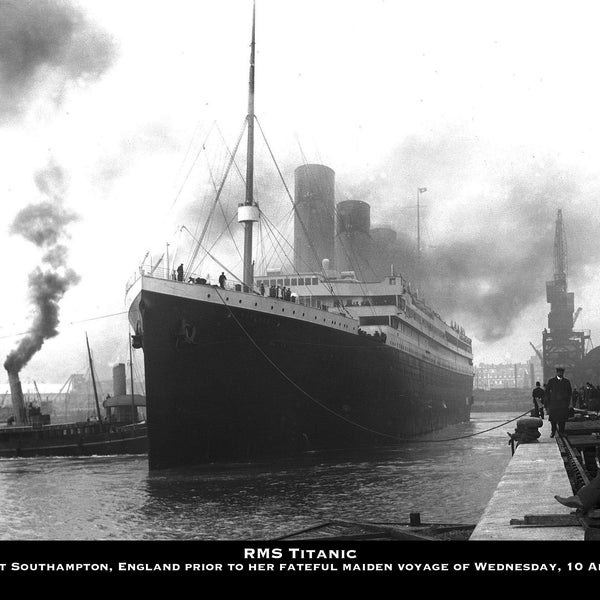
[417,187,427,258]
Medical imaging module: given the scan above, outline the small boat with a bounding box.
[272,516,476,541]
[0,334,147,458]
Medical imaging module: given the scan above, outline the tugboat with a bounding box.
[0,334,147,458]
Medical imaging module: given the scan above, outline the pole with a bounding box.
[165,242,170,280]
[416,187,427,258]
[129,334,136,428]
[243,1,257,292]
[417,188,420,259]
[85,333,103,424]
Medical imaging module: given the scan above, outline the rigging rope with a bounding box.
[168,121,217,212]
[182,226,252,290]
[186,117,248,277]
[255,117,353,315]
[203,153,244,266]
[0,311,129,340]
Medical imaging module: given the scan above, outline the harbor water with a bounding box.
[0,412,524,541]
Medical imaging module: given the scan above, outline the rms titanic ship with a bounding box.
[126,6,474,470]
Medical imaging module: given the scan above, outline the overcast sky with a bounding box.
[2,0,600,392]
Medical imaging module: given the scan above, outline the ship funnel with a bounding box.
[335,200,372,281]
[371,227,397,246]
[294,164,335,273]
[113,363,127,396]
[7,369,26,424]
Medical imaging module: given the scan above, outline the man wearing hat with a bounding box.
[545,367,573,437]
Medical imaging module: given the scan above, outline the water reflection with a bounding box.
[0,412,517,540]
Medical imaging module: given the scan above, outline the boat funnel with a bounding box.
[7,369,26,424]
[113,363,127,396]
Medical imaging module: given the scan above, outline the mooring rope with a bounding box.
[213,288,530,443]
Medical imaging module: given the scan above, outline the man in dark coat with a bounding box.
[545,367,572,437]
[532,381,545,419]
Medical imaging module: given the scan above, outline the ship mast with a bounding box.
[238,0,259,292]
[85,333,103,424]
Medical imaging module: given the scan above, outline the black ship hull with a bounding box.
[0,423,147,458]
[130,283,472,470]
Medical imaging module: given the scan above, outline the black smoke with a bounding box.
[0,0,116,118]
[418,164,584,341]
[4,161,80,373]
[340,130,600,343]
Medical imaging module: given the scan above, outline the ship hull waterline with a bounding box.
[129,281,472,470]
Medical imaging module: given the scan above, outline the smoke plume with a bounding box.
[0,0,115,118]
[4,161,80,374]
[342,128,600,343]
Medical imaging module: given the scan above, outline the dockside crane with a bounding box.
[542,209,586,383]
[529,342,543,362]
[33,380,42,405]
[553,208,568,291]
[528,342,543,386]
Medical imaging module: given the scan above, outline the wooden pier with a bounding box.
[470,425,586,541]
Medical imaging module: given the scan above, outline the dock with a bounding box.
[470,418,600,541]
[272,416,599,542]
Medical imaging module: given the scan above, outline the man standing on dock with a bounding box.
[532,381,545,419]
[545,367,572,437]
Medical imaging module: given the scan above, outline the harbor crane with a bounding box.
[33,380,43,405]
[542,209,586,382]
[529,342,543,361]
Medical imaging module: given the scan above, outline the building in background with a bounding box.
[475,362,533,390]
